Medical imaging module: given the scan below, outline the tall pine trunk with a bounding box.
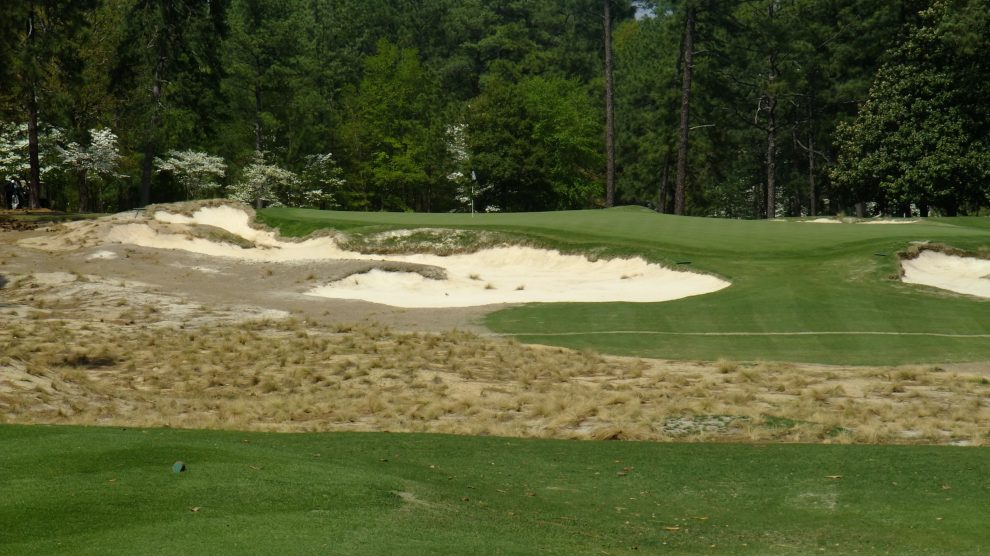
[603,0,616,207]
[764,3,779,220]
[140,138,155,207]
[657,155,671,213]
[27,84,41,209]
[808,130,816,216]
[25,6,41,209]
[255,83,263,210]
[77,169,90,212]
[674,5,695,216]
[765,95,777,219]
[139,61,164,207]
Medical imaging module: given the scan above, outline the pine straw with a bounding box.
[1,272,988,445]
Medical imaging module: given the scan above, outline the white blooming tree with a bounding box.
[228,151,300,208]
[0,123,30,182]
[60,128,121,177]
[154,150,227,200]
[445,123,492,213]
[1,122,66,182]
[297,152,344,209]
[59,128,122,211]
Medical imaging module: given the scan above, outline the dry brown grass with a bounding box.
[1,271,989,445]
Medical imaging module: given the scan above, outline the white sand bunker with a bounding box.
[312,247,728,308]
[800,217,917,224]
[98,204,730,308]
[902,251,990,299]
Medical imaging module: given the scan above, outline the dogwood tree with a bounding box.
[1,122,65,181]
[59,128,122,211]
[0,123,29,181]
[296,153,343,209]
[445,123,493,213]
[60,128,121,177]
[154,150,227,200]
[228,151,299,208]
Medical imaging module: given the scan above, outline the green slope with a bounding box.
[259,208,990,365]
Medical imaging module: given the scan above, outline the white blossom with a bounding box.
[449,166,492,213]
[60,127,121,178]
[297,152,344,208]
[446,123,468,164]
[1,122,67,180]
[155,150,227,199]
[228,151,299,207]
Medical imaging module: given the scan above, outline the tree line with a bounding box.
[1,0,987,217]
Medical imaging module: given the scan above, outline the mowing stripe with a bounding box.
[500,331,990,338]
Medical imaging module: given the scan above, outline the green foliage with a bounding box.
[2,0,987,215]
[832,0,990,216]
[468,76,603,211]
[340,39,446,211]
[221,0,316,157]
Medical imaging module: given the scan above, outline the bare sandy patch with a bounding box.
[901,250,990,299]
[27,203,730,308]
[86,250,118,260]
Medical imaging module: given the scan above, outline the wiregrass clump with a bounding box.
[336,228,530,256]
[1,272,988,445]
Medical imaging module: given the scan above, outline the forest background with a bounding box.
[1,0,987,218]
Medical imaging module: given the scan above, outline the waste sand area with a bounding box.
[46,204,730,308]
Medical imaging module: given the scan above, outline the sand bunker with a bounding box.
[58,204,731,308]
[800,217,917,224]
[309,247,727,307]
[901,251,990,299]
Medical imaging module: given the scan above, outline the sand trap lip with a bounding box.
[901,251,990,299]
[90,204,732,308]
[860,219,918,225]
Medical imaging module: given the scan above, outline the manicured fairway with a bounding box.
[260,207,990,365]
[1,425,988,555]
